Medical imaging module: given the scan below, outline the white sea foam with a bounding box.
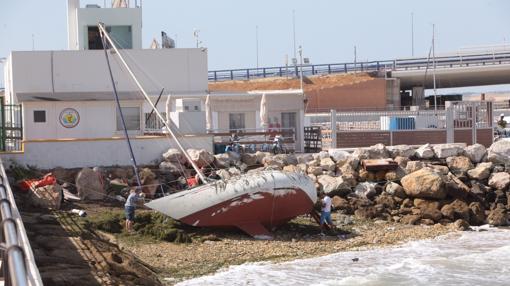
[177,227,510,286]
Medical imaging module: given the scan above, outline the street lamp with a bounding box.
[298,45,303,93]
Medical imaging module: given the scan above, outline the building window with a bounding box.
[281,112,297,136]
[34,110,46,123]
[116,107,140,131]
[87,26,132,50]
[229,113,245,131]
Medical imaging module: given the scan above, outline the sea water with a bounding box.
[178,226,510,286]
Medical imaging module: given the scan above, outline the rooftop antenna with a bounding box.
[193,29,201,48]
[32,34,35,50]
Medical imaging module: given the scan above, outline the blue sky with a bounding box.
[1,0,510,92]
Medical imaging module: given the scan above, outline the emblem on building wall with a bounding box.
[59,108,80,128]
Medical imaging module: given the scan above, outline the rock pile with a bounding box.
[155,141,510,228]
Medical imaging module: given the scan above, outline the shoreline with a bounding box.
[113,214,454,284]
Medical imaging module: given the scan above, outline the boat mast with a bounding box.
[98,23,207,183]
[99,26,142,189]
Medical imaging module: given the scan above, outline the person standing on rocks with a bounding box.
[319,192,334,234]
[125,189,145,233]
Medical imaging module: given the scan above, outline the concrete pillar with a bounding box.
[445,101,454,143]
[412,86,425,107]
[385,78,401,108]
[330,110,337,149]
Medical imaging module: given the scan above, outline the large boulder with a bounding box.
[369,143,390,159]
[307,166,323,176]
[162,148,186,164]
[320,157,336,172]
[446,156,474,177]
[255,151,271,164]
[464,144,487,163]
[467,162,493,180]
[487,206,508,226]
[469,202,486,225]
[406,161,425,174]
[76,168,105,200]
[384,182,406,198]
[487,140,510,165]
[262,157,285,169]
[28,184,63,210]
[328,149,351,164]
[283,165,302,173]
[415,144,435,159]
[414,198,442,222]
[441,199,470,221]
[401,168,446,199]
[387,145,416,158]
[216,169,231,180]
[159,161,182,174]
[274,154,298,166]
[296,153,314,164]
[354,182,377,200]
[433,143,466,159]
[139,168,158,198]
[488,172,510,190]
[317,175,351,196]
[187,149,214,168]
[241,153,258,166]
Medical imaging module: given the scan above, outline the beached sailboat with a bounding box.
[98,23,317,238]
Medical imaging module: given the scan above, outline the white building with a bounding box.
[1,0,306,169]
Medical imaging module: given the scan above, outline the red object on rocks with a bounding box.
[18,173,57,192]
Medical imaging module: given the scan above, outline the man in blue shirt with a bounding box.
[125,188,145,233]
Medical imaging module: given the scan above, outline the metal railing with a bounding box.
[209,49,510,81]
[209,127,296,153]
[0,159,42,286]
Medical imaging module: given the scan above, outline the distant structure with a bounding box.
[161,31,176,49]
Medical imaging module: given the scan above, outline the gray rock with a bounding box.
[241,153,258,166]
[296,153,314,164]
[415,144,435,159]
[159,161,182,174]
[328,149,351,164]
[387,145,416,158]
[320,157,336,172]
[384,182,406,198]
[216,169,231,180]
[487,207,508,226]
[76,168,105,200]
[187,149,214,168]
[401,168,446,199]
[29,184,63,210]
[488,172,510,190]
[318,175,351,196]
[162,148,186,164]
[254,151,270,164]
[464,143,487,163]
[487,140,510,165]
[467,162,493,180]
[354,182,377,200]
[307,166,323,176]
[433,143,466,158]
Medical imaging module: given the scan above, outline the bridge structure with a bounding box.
[208,45,510,91]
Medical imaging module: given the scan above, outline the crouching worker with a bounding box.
[319,192,335,234]
[125,188,145,233]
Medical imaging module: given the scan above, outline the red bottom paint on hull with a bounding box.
[180,188,314,237]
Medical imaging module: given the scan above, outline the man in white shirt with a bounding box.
[319,192,334,234]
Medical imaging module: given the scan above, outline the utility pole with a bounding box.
[256,25,259,71]
[432,24,438,112]
[193,29,200,48]
[292,10,297,65]
[298,45,304,93]
[411,12,414,57]
[32,34,35,50]
[354,45,357,74]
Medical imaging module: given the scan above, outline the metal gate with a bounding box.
[445,101,493,145]
[0,101,23,151]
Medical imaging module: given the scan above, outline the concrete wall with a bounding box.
[8,49,208,102]
[1,135,213,169]
[306,78,388,112]
[22,100,144,140]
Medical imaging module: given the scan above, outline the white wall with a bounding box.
[9,49,208,100]
[23,100,143,140]
[1,136,213,169]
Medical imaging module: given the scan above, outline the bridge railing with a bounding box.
[0,159,42,286]
[209,50,510,81]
